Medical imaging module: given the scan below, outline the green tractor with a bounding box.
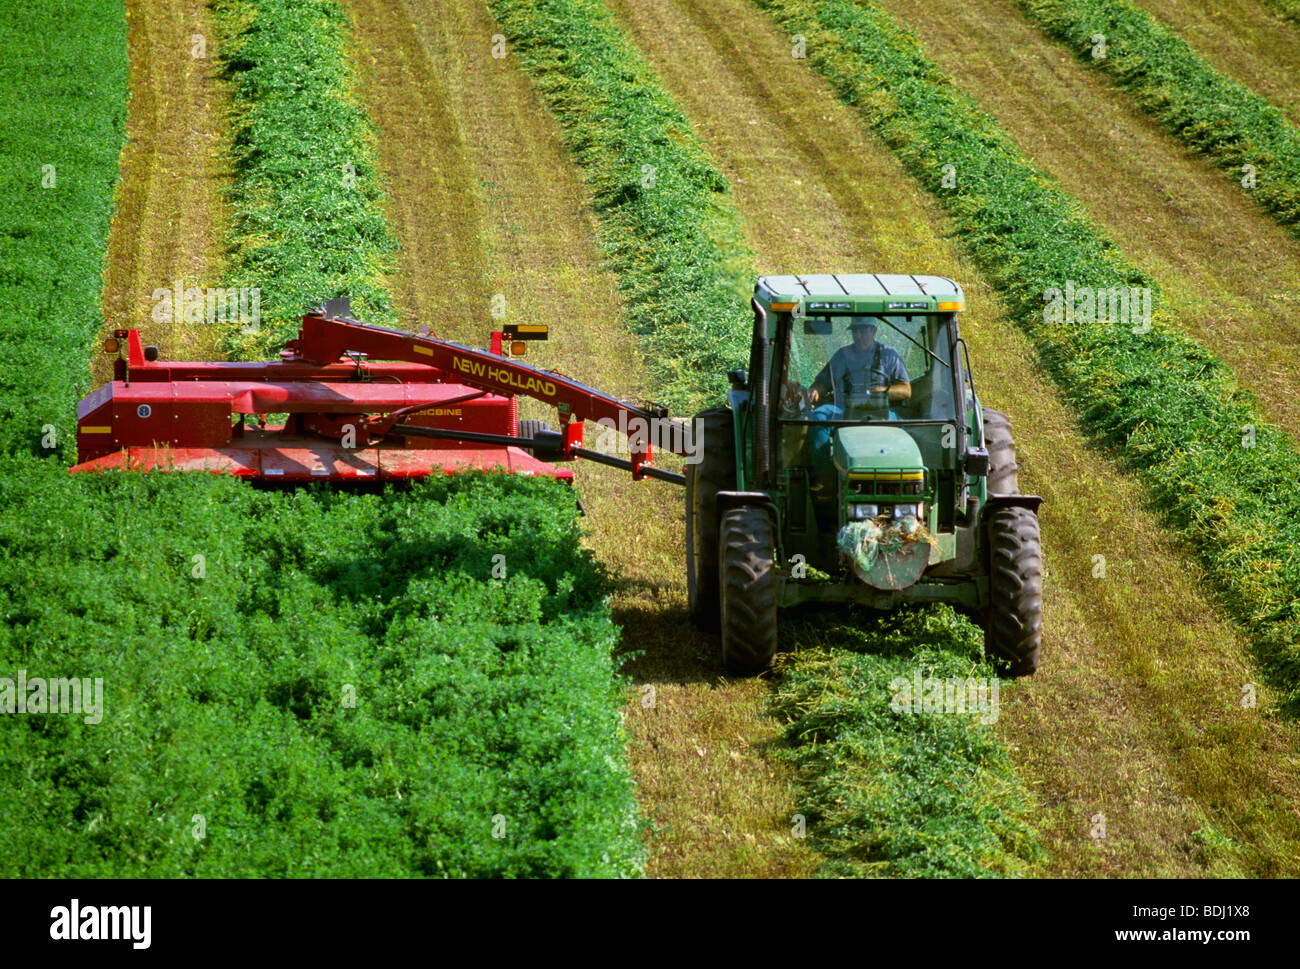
[686,274,1043,676]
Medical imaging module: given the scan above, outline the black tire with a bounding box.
[718,505,779,675]
[686,407,735,630]
[518,419,551,456]
[984,506,1042,677]
[983,408,1019,494]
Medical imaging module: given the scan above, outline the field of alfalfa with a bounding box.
[3,0,1300,879]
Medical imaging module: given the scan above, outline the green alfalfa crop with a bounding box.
[213,0,399,357]
[483,0,755,415]
[0,0,128,460]
[0,469,644,877]
[1018,0,1300,236]
[756,0,1300,711]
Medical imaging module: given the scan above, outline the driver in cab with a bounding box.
[809,317,910,415]
[802,317,911,481]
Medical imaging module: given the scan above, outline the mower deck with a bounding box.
[69,427,571,482]
[73,308,679,486]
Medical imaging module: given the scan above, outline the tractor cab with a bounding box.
[752,275,977,582]
[779,307,960,423]
[777,303,962,480]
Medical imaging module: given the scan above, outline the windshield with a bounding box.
[779,313,956,423]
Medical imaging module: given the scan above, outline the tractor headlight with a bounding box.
[892,503,922,520]
[851,503,879,520]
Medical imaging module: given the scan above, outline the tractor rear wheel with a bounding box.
[718,505,778,675]
[686,407,735,630]
[983,408,1019,494]
[984,506,1042,676]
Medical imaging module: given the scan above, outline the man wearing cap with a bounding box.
[809,317,911,410]
[806,317,910,477]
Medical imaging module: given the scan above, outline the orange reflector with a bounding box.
[769,301,798,311]
[80,426,112,434]
[937,301,966,312]
[510,341,527,356]
[412,344,434,356]
[102,338,119,354]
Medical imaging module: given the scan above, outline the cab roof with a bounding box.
[755,274,965,314]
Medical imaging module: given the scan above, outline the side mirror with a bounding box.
[803,317,832,335]
[728,368,747,389]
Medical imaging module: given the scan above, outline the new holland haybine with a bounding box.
[72,299,682,485]
[74,276,1043,678]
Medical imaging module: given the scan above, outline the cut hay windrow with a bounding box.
[490,0,1042,876]
[755,0,1300,709]
[1017,0,1300,237]
[213,0,399,357]
[0,0,128,460]
[773,617,1041,878]
[0,0,643,877]
[483,0,754,415]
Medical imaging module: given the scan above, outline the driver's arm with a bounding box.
[872,352,911,402]
[808,357,835,404]
[885,379,911,403]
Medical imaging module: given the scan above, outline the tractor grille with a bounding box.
[847,469,925,498]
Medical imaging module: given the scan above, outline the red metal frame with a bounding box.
[71,310,683,484]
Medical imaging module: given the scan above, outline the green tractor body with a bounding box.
[687,274,1043,676]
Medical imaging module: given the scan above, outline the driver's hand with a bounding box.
[808,387,821,405]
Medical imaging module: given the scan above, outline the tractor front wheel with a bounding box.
[984,506,1042,676]
[718,505,778,675]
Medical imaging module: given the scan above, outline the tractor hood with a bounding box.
[831,426,924,477]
